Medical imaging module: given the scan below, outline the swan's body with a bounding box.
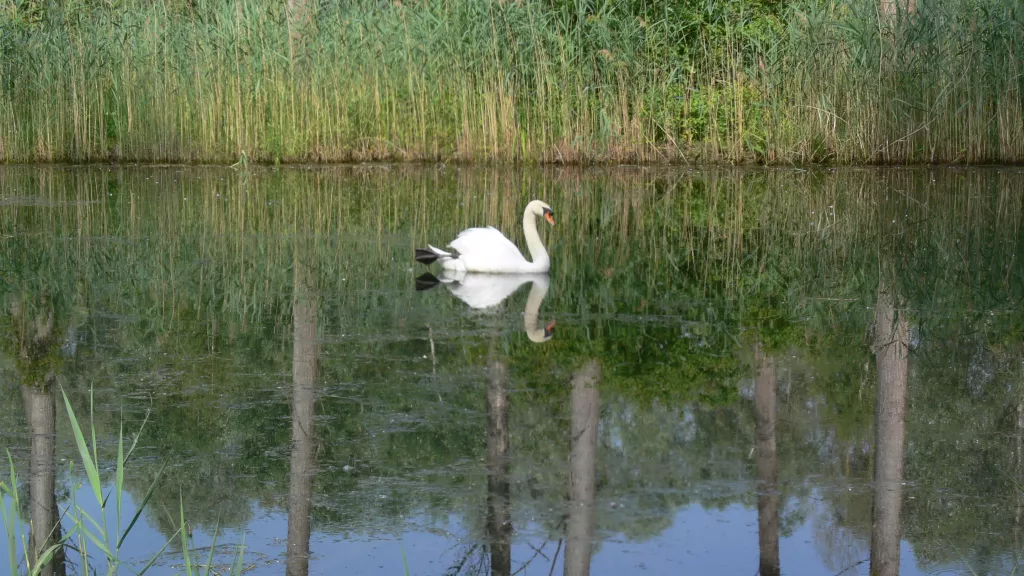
[415,200,554,274]
[416,271,554,342]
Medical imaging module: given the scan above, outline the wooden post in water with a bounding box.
[287,256,318,576]
[486,355,512,576]
[754,344,780,576]
[565,361,601,576]
[869,283,909,576]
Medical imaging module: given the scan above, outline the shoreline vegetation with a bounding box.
[0,0,1022,165]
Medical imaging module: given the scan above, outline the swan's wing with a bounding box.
[446,274,534,309]
[449,227,525,265]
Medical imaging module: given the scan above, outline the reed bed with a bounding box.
[0,0,1022,164]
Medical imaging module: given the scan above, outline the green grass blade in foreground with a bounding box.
[203,520,220,576]
[116,418,124,546]
[2,453,20,576]
[7,452,32,568]
[180,496,193,575]
[31,539,73,576]
[118,462,166,550]
[229,534,246,576]
[88,388,112,560]
[122,409,151,466]
[60,387,104,506]
[69,478,90,576]
[90,388,98,492]
[70,507,114,558]
[103,409,151,509]
[136,526,182,576]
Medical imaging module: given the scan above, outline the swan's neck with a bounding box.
[522,208,550,272]
[524,276,550,342]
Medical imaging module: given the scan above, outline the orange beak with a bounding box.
[544,320,556,339]
[544,213,555,226]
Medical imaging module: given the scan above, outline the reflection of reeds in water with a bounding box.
[1,166,1022,335]
[3,165,1023,575]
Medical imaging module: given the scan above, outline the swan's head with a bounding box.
[528,320,556,343]
[528,200,555,227]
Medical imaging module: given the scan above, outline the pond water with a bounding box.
[1,165,1023,576]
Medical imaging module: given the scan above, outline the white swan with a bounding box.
[416,271,555,342]
[415,200,554,274]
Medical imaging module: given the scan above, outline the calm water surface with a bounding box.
[1,166,1023,575]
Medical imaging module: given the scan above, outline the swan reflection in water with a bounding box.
[416,271,555,342]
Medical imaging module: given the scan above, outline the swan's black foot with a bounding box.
[415,273,440,291]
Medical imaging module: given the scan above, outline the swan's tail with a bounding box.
[414,245,452,265]
[414,249,439,264]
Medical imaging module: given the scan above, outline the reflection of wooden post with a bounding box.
[754,344,780,576]
[287,257,318,576]
[870,285,909,576]
[1018,398,1024,535]
[565,361,601,576]
[486,356,511,576]
[16,296,65,576]
[23,376,66,576]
